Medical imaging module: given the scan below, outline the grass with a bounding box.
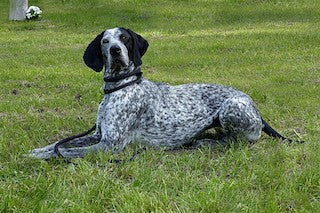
[0,0,320,211]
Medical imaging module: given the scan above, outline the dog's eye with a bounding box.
[102,39,109,44]
[120,35,127,41]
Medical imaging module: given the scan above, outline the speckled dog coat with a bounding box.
[29,27,296,159]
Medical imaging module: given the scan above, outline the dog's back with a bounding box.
[134,79,247,147]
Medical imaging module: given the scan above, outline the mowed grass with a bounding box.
[0,0,320,211]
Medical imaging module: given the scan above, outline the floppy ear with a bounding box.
[83,31,105,72]
[125,28,149,67]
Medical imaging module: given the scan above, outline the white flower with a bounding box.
[26,6,42,20]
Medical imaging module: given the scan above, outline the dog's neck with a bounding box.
[104,61,135,77]
[103,62,142,94]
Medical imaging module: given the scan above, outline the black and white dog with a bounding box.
[29,27,301,159]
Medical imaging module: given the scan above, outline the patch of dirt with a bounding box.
[19,81,34,88]
[0,113,8,118]
[11,89,19,95]
[74,93,82,101]
[56,84,70,90]
[148,32,165,40]
[314,78,320,84]
[148,68,158,75]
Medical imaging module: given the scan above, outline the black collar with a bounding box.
[103,67,142,94]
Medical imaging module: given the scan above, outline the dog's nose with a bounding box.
[110,45,121,56]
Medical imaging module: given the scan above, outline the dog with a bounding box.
[29,27,301,159]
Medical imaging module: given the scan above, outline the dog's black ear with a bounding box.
[83,31,105,72]
[125,28,149,67]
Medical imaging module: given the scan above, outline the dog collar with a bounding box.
[103,67,142,94]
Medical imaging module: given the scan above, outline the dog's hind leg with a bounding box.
[190,130,238,148]
[218,95,263,142]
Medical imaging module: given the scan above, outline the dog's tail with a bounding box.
[262,118,304,143]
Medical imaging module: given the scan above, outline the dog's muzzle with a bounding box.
[109,45,126,68]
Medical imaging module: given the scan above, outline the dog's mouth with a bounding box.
[111,58,127,69]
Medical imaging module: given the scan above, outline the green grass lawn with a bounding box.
[1,0,320,211]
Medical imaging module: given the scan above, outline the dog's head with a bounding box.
[83,27,149,72]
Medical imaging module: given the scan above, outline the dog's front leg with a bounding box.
[55,134,132,158]
[28,133,101,159]
[29,113,138,159]
[50,140,109,158]
[29,136,106,159]
[44,130,133,158]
